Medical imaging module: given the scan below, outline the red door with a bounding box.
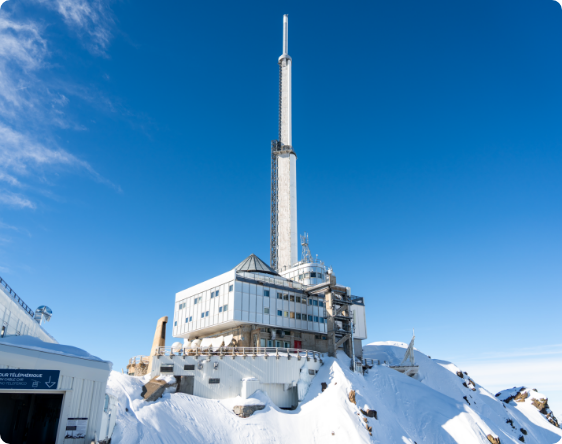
[294,340,302,350]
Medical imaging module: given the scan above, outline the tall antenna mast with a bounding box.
[301,233,312,263]
[271,14,297,271]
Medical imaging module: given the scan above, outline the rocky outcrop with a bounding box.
[348,390,356,405]
[141,377,177,402]
[486,435,500,444]
[233,405,265,418]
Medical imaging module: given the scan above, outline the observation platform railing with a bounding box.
[154,346,323,361]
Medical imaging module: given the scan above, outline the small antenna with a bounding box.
[283,14,289,55]
[300,232,312,263]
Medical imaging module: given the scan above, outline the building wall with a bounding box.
[280,262,327,287]
[174,279,328,340]
[0,343,112,444]
[0,285,56,343]
[152,352,322,408]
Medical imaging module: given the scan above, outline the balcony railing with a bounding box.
[0,276,34,318]
[152,346,323,361]
[236,271,305,291]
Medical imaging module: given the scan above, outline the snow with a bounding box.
[107,342,562,444]
[0,335,108,362]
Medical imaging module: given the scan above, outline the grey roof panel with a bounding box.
[234,254,279,276]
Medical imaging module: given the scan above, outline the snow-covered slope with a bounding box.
[107,342,562,443]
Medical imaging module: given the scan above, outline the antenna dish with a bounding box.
[171,342,183,353]
[34,306,52,325]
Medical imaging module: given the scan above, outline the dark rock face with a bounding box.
[456,371,464,379]
[233,404,265,418]
[361,409,377,419]
[321,382,327,392]
[141,378,176,402]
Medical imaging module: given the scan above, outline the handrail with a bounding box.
[0,276,34,318]
[128,355,151,366]
[151,346,323,361]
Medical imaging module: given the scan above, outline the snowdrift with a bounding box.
[107,342,562,443]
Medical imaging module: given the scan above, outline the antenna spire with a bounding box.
[283,14,289,55]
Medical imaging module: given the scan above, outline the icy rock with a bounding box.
[233,404,265,418]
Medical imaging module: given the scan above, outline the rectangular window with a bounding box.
[296,313,301,320]
[264,307,270,314]
[302,298,307,305]
[206,311,209,317]
[319,301,324,307]
[223,304,228,311]
[209,378,220,384]
[298,274,303,280]
[194,298,198,305]
[174,321,177,326]
[277,310,283,316]
[305,273,310,278]
[277,293,282,299]
[184,365,195,371]
[219,306,223,313]
[216,289,219,296]
[290,312,295,319]
[268,340,273,347]
[296,296,301,303]
[161,365,174,373]
[283,311,288,317]
[211,292,214,298]
[185,318,189,323]
[309,299,313,305]
[264,290,270,297]
[308,369,315,375]
[308,315,313,321]
[284,341,290,348]
[314,316,319,322]
[322,336,327,340]
[318,274,323,280]
[260,338,266,347]
[283,294,289,300]
[284,330,290,335]
[275,340,282,347]
[313,300,318,306]
[290,295,295,302]
[310,272,316,278]
[190,316,192,322]
[201,313,205,318]
[229,284,233,292]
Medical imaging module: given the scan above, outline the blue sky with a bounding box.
[0,0,561,413]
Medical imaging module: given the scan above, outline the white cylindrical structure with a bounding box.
[277,14,297,270]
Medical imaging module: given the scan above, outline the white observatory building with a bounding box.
[172,15,367,359]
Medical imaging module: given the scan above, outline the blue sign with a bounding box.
[0,369,60,390]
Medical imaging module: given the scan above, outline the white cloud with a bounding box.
[0,1,119,210]
[0,190,36,208]
[35,0,113,55]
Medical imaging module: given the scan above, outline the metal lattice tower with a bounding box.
[301,233,312,263]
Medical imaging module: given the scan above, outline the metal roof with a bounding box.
[234,254,279,276]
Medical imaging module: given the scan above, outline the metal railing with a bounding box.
[236,271,305,291]
[153,346,323,361]
[0,276,34,318]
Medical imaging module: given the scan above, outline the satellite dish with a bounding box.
[171,342,183,352]
[34,306,52,325]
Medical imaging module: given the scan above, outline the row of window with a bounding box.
[200,304,228,319]
[297,272,324,281]
[178,284,234,311]
[274,293,324,307]
[275,310,326,323]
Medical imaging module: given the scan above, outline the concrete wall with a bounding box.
[152,352,322,408]
[278,152,297,271]
[0,342,112,444]
[0,286,56,343]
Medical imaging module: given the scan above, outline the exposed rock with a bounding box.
[520,428,527,435]
[486,434,501,444]
[463,382,468,388]
[321,382,327,392]
[456,371,464,379]
[518,436,525,442]
[515,391,529,403]
[506,419,514,428]
[141,377,177,403]
[463,396,470,405]
[363,417,368,423]
[233,404,265,418]
[348,390,356,405]
[531,397,548,414]
[360,408,377,419]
